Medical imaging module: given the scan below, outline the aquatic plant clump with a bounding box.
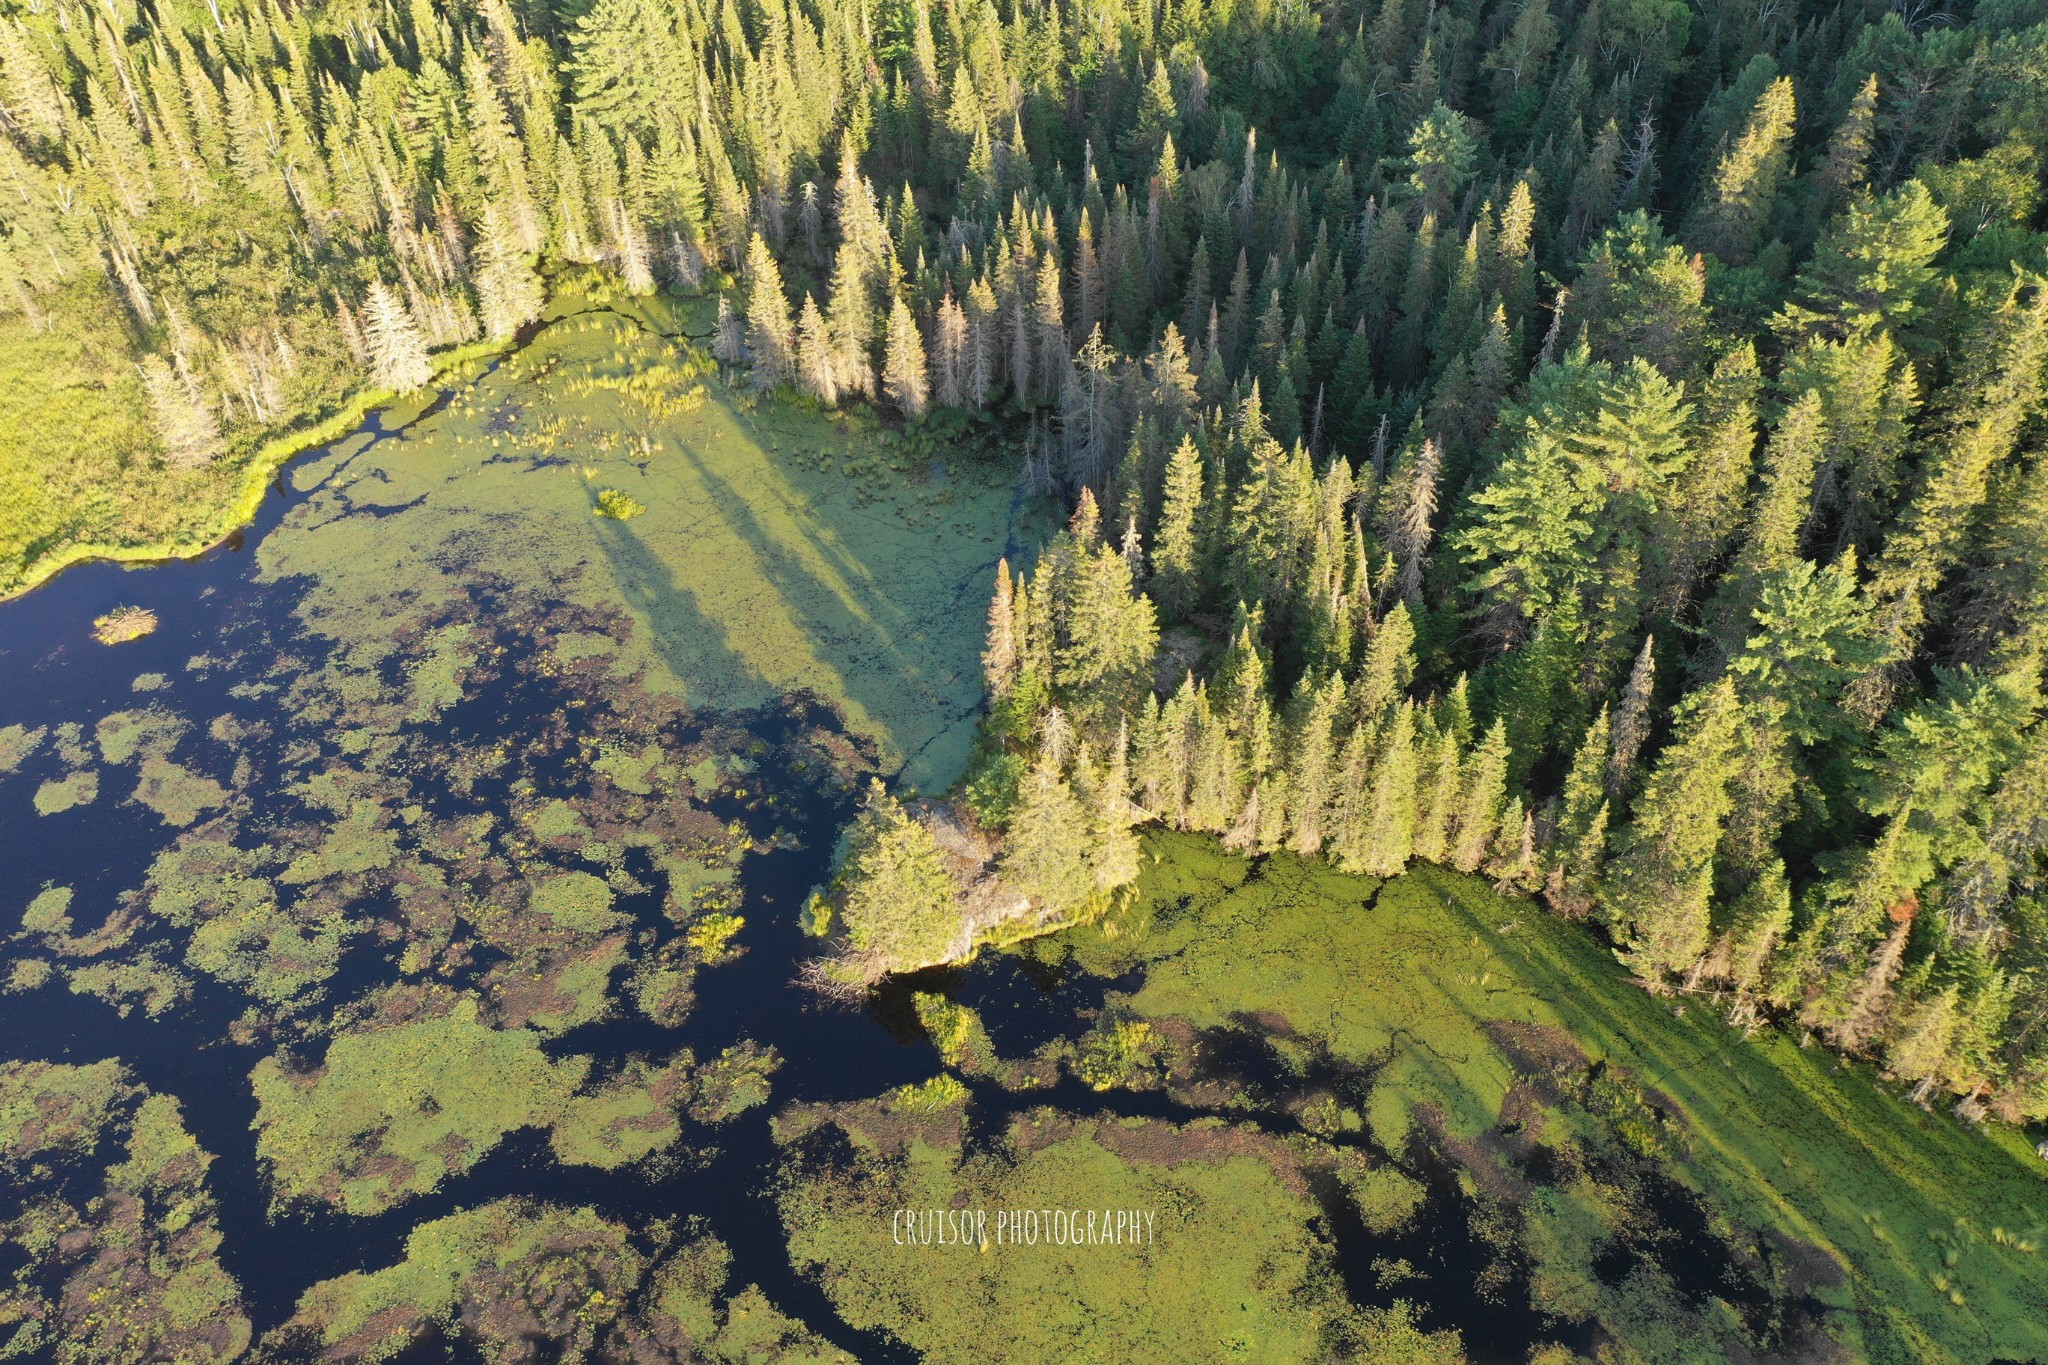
[0,1060,251,1364]
[592,487,646,520]
[776,1123,1418,1364]
[91,606,158,645]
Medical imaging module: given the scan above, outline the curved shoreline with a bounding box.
[0,335,513,605]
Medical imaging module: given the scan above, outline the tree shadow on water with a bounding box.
[667,440,971,770]
[586,506,769,711]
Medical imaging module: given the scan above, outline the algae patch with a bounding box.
[0,1059,250,1364]
[255,292,1039,789]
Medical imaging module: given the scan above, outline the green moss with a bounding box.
[0,273,508,601]
[283,1211,846,1365]
[32,769,98,815]
[250,999,588,1215]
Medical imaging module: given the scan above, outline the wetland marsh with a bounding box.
[2,285,2045,1365]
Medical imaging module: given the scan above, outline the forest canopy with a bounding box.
[5,0,2048,1121]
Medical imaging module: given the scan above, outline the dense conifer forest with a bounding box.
[6,0,2048,1129]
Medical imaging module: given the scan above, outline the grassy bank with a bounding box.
[0,279,504,603]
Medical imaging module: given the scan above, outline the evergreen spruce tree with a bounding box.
[1448,720,1511,874]
[834,781,963,973]
[364,281,435,392]
[796,294,839,403]
[882,295,930,418]
[1356,700,1419,876]
[1603,679,1745,982]
[1686,76,1796,264]
[138,354,222,469]
[1608,637,1656,799]
[1544,705,1612,917]
[744,232,795,387]
[474,202,545,340]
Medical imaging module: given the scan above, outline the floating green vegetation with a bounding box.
[31,768,97,815]
[276,1202,848,1364]
[0,723,46,772]
[257,289,1043,789]
[20,884,74,937]
[62,951,190,1018]
[592,487,646,519]
[185,895,349,1006]
[912,992,993,1073]
[777,1122,1453,1364]
[94,707,187,765]
[1033,832,2048,1363]
[0,1059,250,1364]
[129,753,227,825]
[251,987,777,1212]
[530,869,626,934]
[685,911,745,963]
[686,1041,782,1125]
[549,1053,694,1169]
[250,998,590,1216]
[887,1074,970,1114]
[1072,1014,1163,1092]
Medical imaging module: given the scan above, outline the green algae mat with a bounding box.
[264,280,1038,791]
[770,832,2048,1364]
